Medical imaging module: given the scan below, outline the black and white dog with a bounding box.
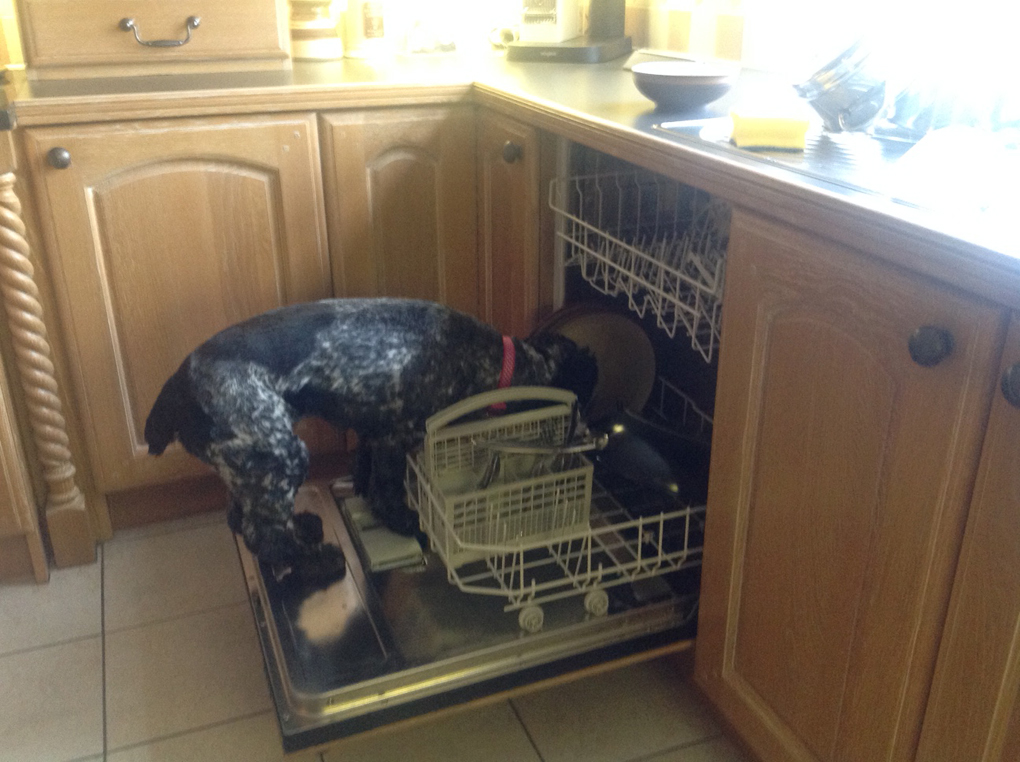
[145,298,597,584]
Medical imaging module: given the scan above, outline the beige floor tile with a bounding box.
[322,701,540,762]
[644,736,750,762]
[511,657,721,762]
[105,712,292,762]
[104,518,247,631]
[105,603,273,751]
[110,510,225,543]
[0,550,102,656]
[0,637,103,762]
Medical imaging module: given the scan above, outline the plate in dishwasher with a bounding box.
[236,480,702,752]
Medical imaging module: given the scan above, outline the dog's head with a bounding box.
[526,332,599,412]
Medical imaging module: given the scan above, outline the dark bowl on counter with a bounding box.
[631,60,737,111]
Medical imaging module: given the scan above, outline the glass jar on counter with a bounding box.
[345,0,392,57]
[793,38,887,132]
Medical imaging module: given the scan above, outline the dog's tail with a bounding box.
[144,368,194,456]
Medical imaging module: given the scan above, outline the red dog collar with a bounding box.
[498,335,515,389]
[490,336,515,412]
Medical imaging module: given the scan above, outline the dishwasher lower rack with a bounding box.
[407,386,706,633]
[408,456,705,633]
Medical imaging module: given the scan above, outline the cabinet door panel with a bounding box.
[916,315,1020,762]
[26,115,330,492]
[696,210,1006,762]
[95,162,288,446]
[0,351,47,580]
[320,107,478,317]
[477,110,540,337]
[734,314,895,755]
[368,148,442,300]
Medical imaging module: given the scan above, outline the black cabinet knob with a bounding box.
[1002,363,1020,408]
[47,147,71,169]
[502,141,523,164]
[908,326,954,367]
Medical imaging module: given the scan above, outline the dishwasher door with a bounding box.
[236,480,701,752]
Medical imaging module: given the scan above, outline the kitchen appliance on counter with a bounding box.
[519,0,582,43]
[506,0,631,63]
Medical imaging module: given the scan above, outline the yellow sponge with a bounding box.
[729,108,810,150]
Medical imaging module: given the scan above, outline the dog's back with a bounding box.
[143,299,489,455]
[143,298,597,456]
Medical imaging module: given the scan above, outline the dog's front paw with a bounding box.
[289,542,347,586]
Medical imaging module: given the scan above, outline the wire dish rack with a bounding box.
[550,171,731,363]
[406,386,706,633]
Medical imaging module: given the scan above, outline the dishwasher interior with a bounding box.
[236,142,730,752]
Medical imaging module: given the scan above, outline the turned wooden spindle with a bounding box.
[0,170,93,566]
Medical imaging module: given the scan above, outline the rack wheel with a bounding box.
[518,605,544,633]
[584,589,609,617]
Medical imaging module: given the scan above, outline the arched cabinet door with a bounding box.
[319,106,479,318]
[476,109,541,338]
[696,209,1007,762]
[25,114,331,492]
[916,314,1020,762]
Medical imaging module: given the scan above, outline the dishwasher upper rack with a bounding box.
[550,171,731,363]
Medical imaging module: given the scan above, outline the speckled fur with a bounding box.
[144,298,597,584]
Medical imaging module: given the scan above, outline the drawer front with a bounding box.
[19,0,289,68]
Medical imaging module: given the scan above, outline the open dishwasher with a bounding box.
[235,146,728,753]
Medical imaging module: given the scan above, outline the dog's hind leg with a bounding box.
[352,438,372,496]
[366,434,422,536]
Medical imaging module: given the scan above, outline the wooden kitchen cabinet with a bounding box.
[915,314,1020,762]
[23,113,331,494]
[0,353,47,582]
[319,106,480,318]
[476,109,543,337]
[695,209,1008,762]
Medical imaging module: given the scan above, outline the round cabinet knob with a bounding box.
[908,326,954,367]
[47,147,71,169]
[502,141,523,164]
[1001,363,1020,408]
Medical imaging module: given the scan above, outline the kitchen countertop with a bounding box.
[5,52,1018,307]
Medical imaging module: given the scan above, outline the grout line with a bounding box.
[508,699,546,762]
[100,543,108,762]
[0,632,102,660]
[102,709,275,756]
[103,513,225,546]
[622,732,727,762]
[102,599,251,636]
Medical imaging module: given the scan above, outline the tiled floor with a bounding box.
[0,512,748,762]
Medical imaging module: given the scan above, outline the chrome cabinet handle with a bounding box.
[47,147,71,169]
[119,16,201,47]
